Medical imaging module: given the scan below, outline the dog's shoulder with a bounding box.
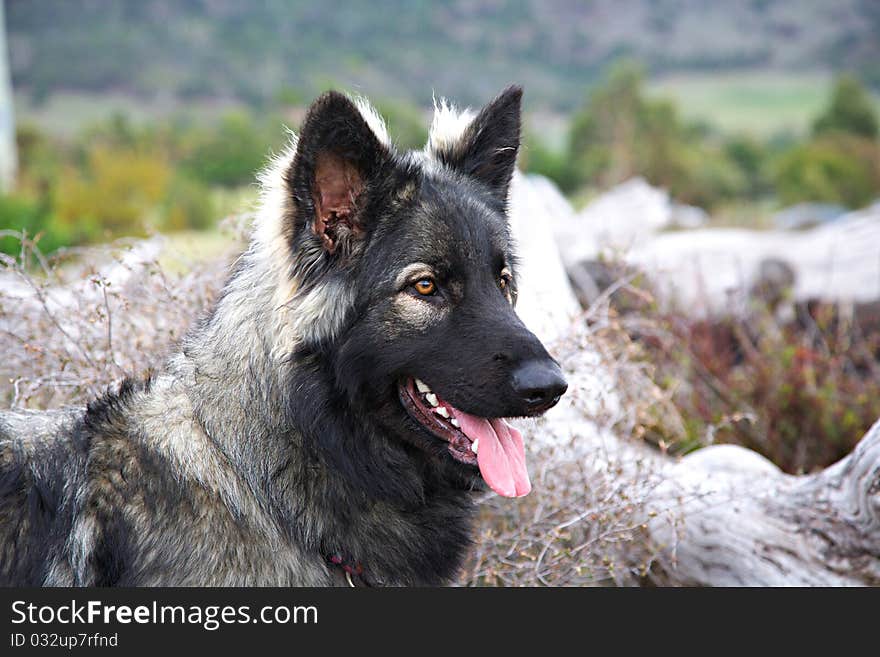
[0,403,89,585]
[44,373,325,586]
[0,377,199,585]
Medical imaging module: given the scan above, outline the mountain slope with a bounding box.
[6,0,879,110]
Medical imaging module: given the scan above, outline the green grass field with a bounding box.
[647,71,880,137]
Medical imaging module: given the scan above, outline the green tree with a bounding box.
[182,112,275,188]
[0,193,64,256]
[569,61,646,188]
[812,76,878,139]
[374,99,428,151]
[773,77,880,209]
[521,133,580,193]
[724,135,771,197]
[774,135,879,208]
[567,60,747,207]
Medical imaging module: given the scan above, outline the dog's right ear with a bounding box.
[427,86,522,206]
[286,92,391,256]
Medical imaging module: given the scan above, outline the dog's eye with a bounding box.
[500,269,513,290]
[413,278,437,296]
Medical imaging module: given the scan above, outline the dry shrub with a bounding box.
[0,219,246,409]
[459,442,668,587]
[676,302,880,473]
[592,266,880,474]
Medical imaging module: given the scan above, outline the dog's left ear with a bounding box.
[287,91,391,255]
[432,85,522,205]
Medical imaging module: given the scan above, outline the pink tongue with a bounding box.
[452,410,531,498]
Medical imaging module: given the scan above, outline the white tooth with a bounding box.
[415,379,430,393]
[471,439,479,455]
[435,406,449,418]
[425,392,438,407]
[450,418,460,428]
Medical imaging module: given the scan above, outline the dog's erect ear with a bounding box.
[287,91,391,255]
[431,85,522,205]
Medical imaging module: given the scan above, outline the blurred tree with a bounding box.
[773,76,880,209]
[774,135,879,208]
[0,193,62,256]
[83,112,139,149]
[812,75,878,139]
[521,132,581,193]
[724,135,771,198]
[161,176,215,232]
[567,60,748,208]
[373,99,428,151]
[182,112,272,187]
[54,145,170,242]
[15,122,61,197]
[274,86,305,107]
[569,60,644,188]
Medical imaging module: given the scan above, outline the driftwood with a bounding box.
[649,427,880,585]
[509,173,880,586]
[550,175,880,316]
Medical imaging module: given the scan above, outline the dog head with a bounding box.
[275,87,567,498]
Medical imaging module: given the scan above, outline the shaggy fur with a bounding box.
[0,86,565,586]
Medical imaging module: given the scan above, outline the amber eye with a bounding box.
[413,278,436,296]
[500,268,512,289]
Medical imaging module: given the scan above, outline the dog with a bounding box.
[0,86,567,586]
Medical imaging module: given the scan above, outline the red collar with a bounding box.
[327,553,372,587]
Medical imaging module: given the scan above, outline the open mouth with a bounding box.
[398,378,531,498]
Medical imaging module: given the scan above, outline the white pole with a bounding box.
[0,0,17,192]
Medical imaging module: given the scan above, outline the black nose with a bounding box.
[510,359,568,412]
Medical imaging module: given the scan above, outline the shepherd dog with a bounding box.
[0,86,567,586]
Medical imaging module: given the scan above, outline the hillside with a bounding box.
[7,0,879,112]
